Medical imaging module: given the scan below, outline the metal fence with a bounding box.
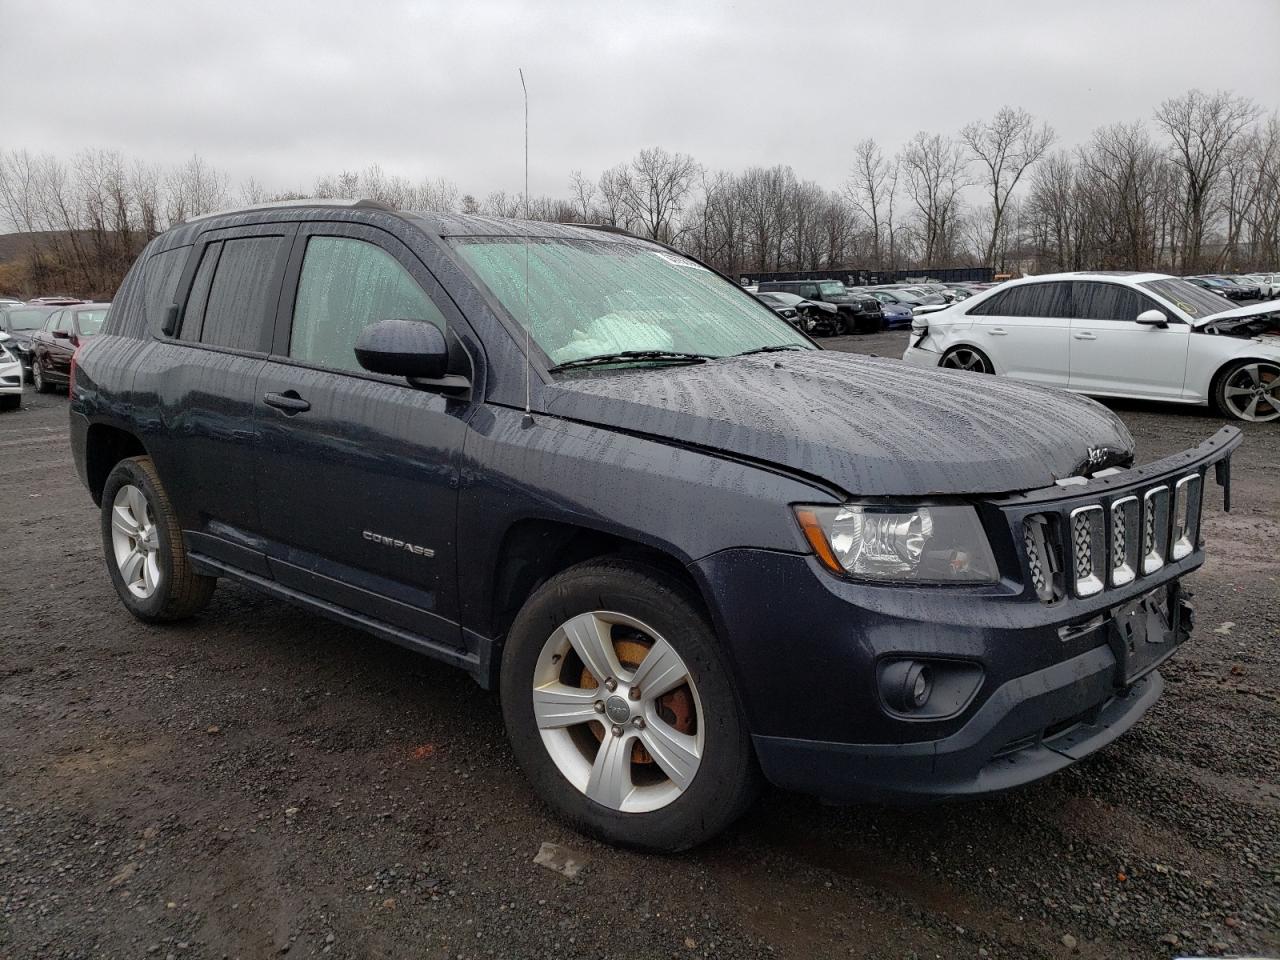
[738,266,995,286]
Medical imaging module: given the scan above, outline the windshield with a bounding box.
[1139,278,1235,322]
[817,281,847,298]
[452,237,811,366]
[75,308,108,335]
[3,308,49,331]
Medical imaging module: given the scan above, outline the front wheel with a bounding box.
[100,456,217,621]
[500,558,759,852]
[940,345,994,374]
[1214,360,1280,422]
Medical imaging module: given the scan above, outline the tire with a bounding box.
[100,456,217,622]
[0,395,19,411]
[940,345,994,374]
[32,360,52,394]
[1212,359,1280,423]
[500,557,760,852]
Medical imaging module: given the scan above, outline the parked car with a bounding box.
[0,332,22,410]
[865,296,913,328]
[902,271,1280,422]
[29,302,108,393]
[0,297,23,308]
[756,280,883,333]
[1186,276,1259,302]
[71,203,1241,851]
[1234,274,1279,298]
[27,295,83,306]
[754,291,841,336]
[0,304,57,381]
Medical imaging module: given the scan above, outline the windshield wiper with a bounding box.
[733,345,808,357]
[548,350,713,372]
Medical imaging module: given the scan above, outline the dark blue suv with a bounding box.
[70,202,1240,851]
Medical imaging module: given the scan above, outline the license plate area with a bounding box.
[1109,586,1180,684]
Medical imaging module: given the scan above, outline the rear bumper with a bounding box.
[901,342,941,368]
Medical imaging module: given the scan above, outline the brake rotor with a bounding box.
[580,632,696,764]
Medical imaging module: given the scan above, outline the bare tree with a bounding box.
[619,147,699,242]
[1154,89,1260,271]
[568,170,596,222]
[845,139,890,265]
[961,106,1055,268]
[899,132,969,264]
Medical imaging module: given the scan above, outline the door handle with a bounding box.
[1073,332,1097,341]
[263,391,311,414]
[988,327,1008,335]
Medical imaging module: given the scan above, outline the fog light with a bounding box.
[881,660,932,712]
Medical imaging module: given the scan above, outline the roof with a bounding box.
[403,212,644,243]
[1007,271,1174,285]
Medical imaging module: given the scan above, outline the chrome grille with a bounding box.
[1021,472,1204,601]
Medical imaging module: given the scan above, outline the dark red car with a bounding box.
[29,302,109,393]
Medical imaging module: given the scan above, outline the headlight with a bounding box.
[794,504,998,583]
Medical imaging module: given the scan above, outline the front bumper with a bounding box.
[691,428,1241,802]
[0,360,23,395]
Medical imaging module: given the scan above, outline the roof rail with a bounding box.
[571,222,639,239]
[181,197,394,225]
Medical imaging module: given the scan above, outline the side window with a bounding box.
[967,290,1009,316]
[800,284,820,299]
[288,236,446,374]
[178,242,222,342]
[141,245,192,332]
[971,283,1070,318]
[44,311,63,332]
[1073,282,1155,322]
[200,237,284,351]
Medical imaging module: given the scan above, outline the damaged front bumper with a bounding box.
[695,427,1243,802]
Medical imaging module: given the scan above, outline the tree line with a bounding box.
[0,88,1276,299]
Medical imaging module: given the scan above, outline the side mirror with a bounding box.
[354,319,450,379]
[1135,309,1168,328]
[52,329,70,340]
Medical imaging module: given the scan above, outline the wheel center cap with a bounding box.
[604,696,631,724]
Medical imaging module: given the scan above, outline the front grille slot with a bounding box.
[1016,471,1205,603]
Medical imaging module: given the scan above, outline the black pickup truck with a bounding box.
[756,278,884,333]
[70,202,1240,851]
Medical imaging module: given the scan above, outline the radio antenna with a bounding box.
[519,67,534,428]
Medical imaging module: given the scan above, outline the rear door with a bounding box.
[48,310,77,379]
[253,220,472,650]
[967,281,1072,386]
[138,223,296,574]
[1067,281,1191,400]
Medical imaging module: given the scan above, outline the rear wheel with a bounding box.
[940,345,993,374]
[32,360,52,393]
[1214,360,1280,423]
[500,558,759,852]
[100,456,217,621]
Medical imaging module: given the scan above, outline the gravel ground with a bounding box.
[1,338,1276,960]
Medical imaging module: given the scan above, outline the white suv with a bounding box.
[902,271,1280,423]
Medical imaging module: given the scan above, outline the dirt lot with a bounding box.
[2,334,1277,960]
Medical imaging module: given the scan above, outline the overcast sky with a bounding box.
[5,0,1279,200]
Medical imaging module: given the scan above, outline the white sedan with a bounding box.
[0,332,23,411]
[902,271,1280,423]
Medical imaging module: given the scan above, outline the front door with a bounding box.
[1067,281,1191,400]
[253,221,472,649]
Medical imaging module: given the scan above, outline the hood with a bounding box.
[1197,296,1280,325]
[545,352,1134,496]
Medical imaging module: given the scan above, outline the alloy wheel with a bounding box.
[1222,362,1280,422]
[942,348,990,373]
[531,611,704,813]
[110,483,161,598]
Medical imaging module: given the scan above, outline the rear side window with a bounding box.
[181,237,283,351]
[1073,282,1163,322]
[288,236,446,374]
[141,245,191,333]
[969,282,1071,318]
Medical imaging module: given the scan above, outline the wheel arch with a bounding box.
[486,518,706,656]
[940,342,998,375]
[84,423,148,506]
[1209,355,1280,419]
